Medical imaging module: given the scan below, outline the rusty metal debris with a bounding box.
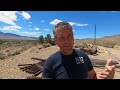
[74,43,99,55]
[18,58,46,78]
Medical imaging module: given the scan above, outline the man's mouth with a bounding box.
[64,45,71,48]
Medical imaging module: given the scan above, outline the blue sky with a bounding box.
[0,11,120,39]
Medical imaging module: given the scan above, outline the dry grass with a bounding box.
[0,44,35,60]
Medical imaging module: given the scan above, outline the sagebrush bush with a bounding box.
[96,41,116,48]
[41,43,51,48]
[0,53,7,59]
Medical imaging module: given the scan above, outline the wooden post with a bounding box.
[94,24,96,45]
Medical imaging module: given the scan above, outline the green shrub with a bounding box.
[0,39,4,44]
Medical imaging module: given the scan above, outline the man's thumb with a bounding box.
[106,58,112,66]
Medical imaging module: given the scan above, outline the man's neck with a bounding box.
[60,49,74,55]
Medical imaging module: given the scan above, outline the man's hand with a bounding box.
[97,58,115,79]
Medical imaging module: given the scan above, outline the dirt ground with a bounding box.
[0,45,120,79]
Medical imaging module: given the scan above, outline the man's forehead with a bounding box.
[55,28,72,34]
[55,29,73,37]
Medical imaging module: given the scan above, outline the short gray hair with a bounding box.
[53,22,73,37]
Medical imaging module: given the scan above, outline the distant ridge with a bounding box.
[0,31,37,40]
[97,34,120,42]
[0,31,120,42]
[75,34,120,45]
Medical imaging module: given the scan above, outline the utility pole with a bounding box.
[94,24,96,45]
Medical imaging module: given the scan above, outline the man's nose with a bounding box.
[64,38,70,44]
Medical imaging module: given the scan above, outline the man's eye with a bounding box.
[59,37,64,40]
[58,37,63,40]
[68,35,73,38]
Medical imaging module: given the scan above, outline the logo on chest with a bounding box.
[75,57,84,64]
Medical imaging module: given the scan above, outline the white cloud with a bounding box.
[75,24,88,26]
[41,20,45,22]
[29,28,32,30]
[15,31,41,36]
[0,25,22,31]
[0,11,18,25]
[21,31,41,36]
[28,25,31,26]
[68,22,76,26]
[22,32,35,35]
[21,11,31,20]
[44,28,49,31]
[68,22,88,26]
[50,19,89,27]
[28,22,32,26]
[50,19,62,25]
[35,28,40,31]
[28,22,32,24]
[73,30,75,32]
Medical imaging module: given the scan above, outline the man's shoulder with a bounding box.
[43,50,62,68]
[48,50,60,59]
[46,50,61,63]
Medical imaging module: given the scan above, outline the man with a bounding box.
[42,22,115,79]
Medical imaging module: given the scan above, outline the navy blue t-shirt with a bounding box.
[42,49,93,79]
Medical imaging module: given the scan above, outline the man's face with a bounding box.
[54,27,74,55]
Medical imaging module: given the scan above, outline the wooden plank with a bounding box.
[31,57,46,61]
[91,59,119,67]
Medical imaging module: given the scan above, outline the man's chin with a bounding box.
[63,49,73,55]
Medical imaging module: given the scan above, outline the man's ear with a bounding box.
[54,38,57,44]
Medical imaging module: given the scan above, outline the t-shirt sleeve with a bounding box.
[83,53,93,71]
[42,57,54,78]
